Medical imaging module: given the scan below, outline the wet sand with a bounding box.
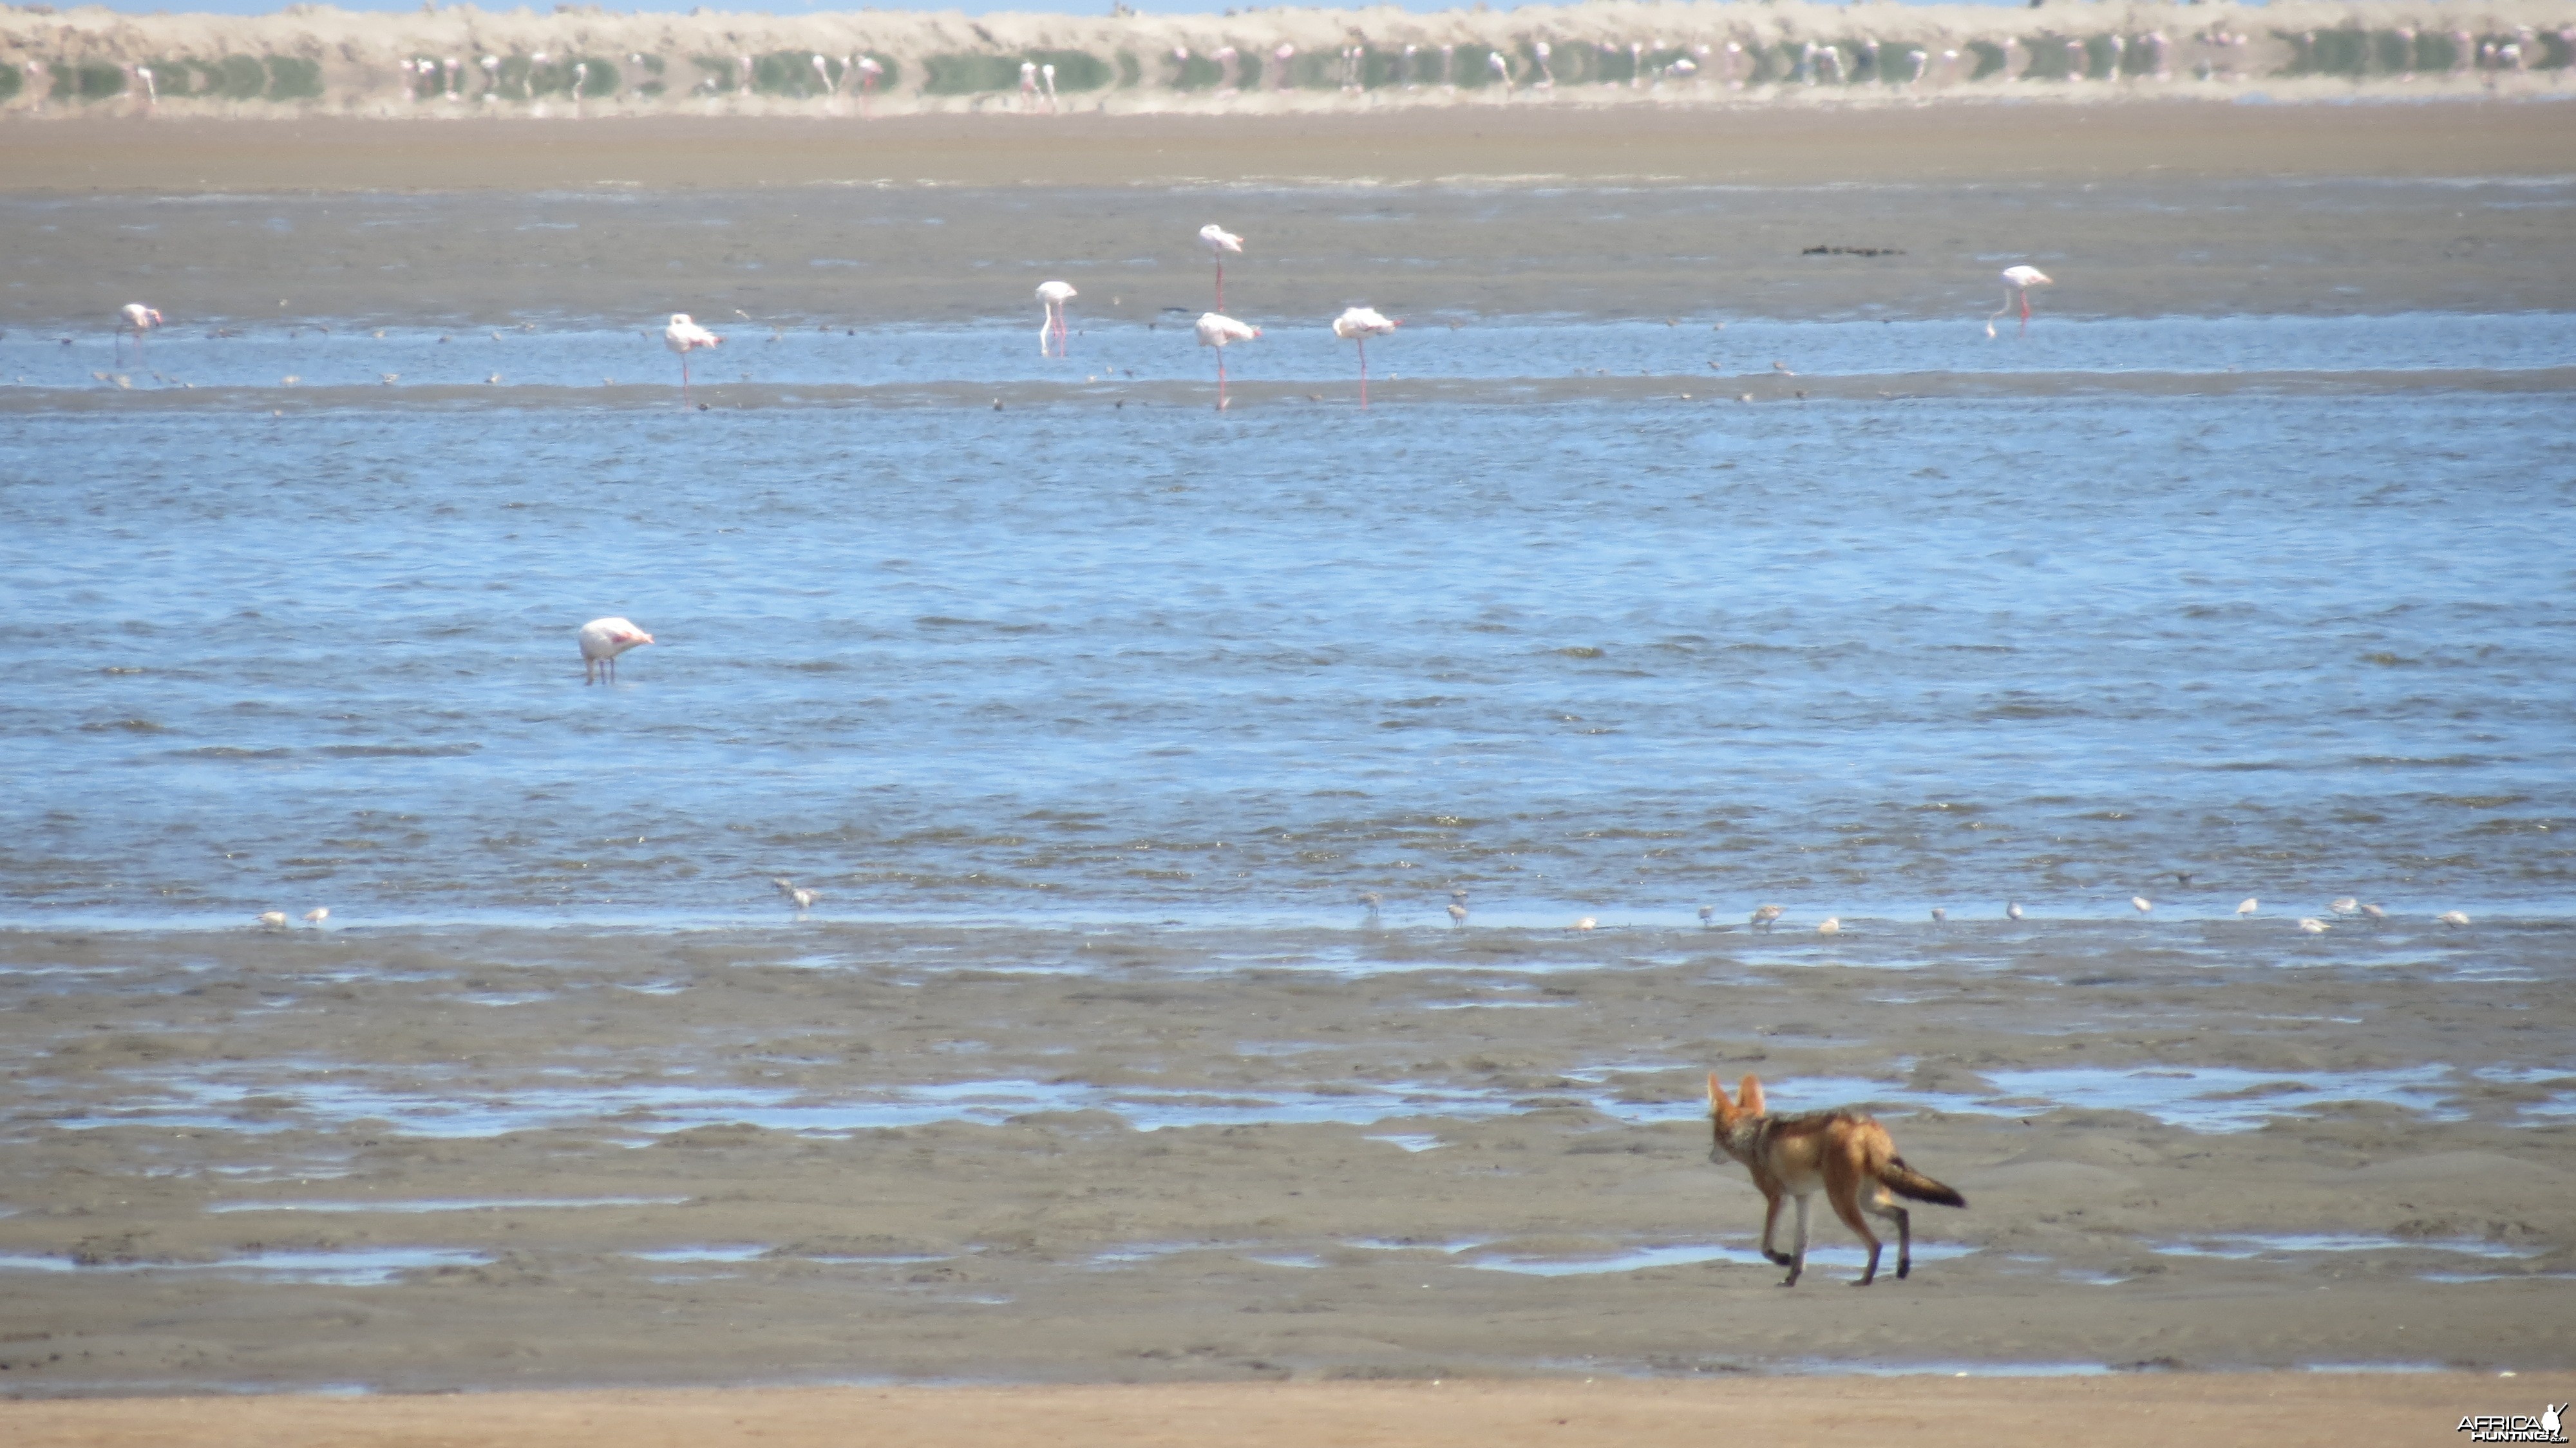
[6,106,2576,332]
[9,1373,2572,1448]
[0,922,2568,1395]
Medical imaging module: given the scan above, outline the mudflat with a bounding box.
[6,105,2576,331]
[10,102,2576,194]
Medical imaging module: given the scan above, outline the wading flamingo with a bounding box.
[663,313,721,405]
[116,303,162,359]
[1195,312,1260,411]
[1200,224,1244,310]
[1986,265,2052,338]
[1331,305,1399,408]
[579,617,654,684]
[1036,280,1077,357]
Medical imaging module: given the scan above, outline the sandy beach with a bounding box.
[9,1374,2575,1447]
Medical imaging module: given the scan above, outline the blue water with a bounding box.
[2,314,2571,928]
[12,312,2574,394]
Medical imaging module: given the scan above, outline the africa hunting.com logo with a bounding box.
[2459,1404,2569,1444]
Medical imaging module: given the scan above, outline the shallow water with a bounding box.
[3,307,2571,930]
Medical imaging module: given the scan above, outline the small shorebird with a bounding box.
[1195,312,1260,411]
[2236,897,2259,917]
[116,303,162,360]
[1331,306,1400,408]
[1446,902,1468,926]
[256,911,289,931]
[2130,896,2153,916]
[1698,904,1716,927]
[1199,224,1245,310]
[2358,902,2386,922]
[1573,917,1596,931]
[1358,890,1382,913]
[2327,897,2360,916]
[578,616,654,684]
[302,908,330,928]
[1036,281,1077,357]
[2297,917,2331,934]
[2005,902,2024,921]
[663,314,722,406]
[1816,917,1841,936]
[773,878,818,911]
[1750,904,1783,931]
[1929,907,1946,923]
[2438,910,2470,928]
[1986,265,2052,339]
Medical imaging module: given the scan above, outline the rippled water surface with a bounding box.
[3,308,2571,928]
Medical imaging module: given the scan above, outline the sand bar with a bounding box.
[6,1375,2572,1447]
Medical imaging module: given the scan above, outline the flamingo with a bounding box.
[855,55,884,114]
[664,313,721,405]
[115,303,162,359]
[1195,312,1260,411]
[1199,224,1244,310]
[1987,265,2052,338]
[580,616,654,684]
[1331,306,1399,408]
[1036,281,1077,357]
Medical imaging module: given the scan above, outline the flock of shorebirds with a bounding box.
[251,890,2475,934]
[1352,886,2475,936]
[99,225,2057,412]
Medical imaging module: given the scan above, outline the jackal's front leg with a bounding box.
[1759,1188,1794,1268]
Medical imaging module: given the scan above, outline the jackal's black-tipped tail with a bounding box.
[1880,1157,1967,1208]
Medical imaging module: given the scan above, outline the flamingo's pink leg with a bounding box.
[1215,262,1225,312]
[1358,337,1369,410]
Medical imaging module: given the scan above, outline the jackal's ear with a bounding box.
[1739,1074,1766,1115]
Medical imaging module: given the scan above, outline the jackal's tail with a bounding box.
[1878,1157,1967,1208]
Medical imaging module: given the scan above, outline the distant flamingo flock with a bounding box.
[105,223,2058,416]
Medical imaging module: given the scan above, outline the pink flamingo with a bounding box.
[1200,224,1244,310]
[1331,306,1399,408]
[1987,266,2052,338]
[1036,281,1076,357]
[579,617,654,684]
[116,302,162,359]
[664,313,722,405]
[856,56,884,115]
[1195,312,1260,411]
